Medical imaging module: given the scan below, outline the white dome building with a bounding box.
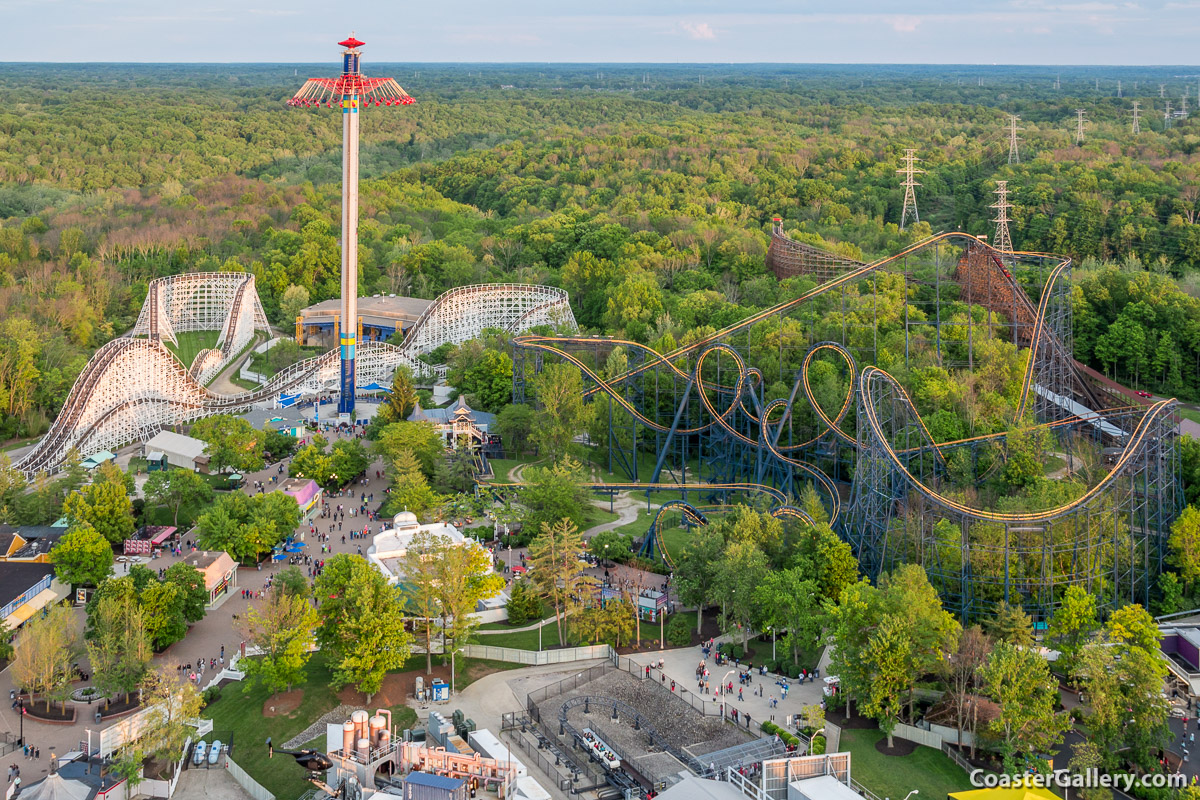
[367,512,509,621]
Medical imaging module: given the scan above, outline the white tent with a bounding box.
[16,771,91,800]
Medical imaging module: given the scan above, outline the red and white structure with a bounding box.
[289,36,415,418]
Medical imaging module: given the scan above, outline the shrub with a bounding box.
[761,721,801,747]
[666,615,692,647]
[727,644,744,660]
[811,734,826,755]
[201,686,222,708]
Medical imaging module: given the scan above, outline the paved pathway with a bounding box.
[623,641,825,734]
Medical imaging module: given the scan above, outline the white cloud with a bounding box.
[680,21,717,40]
[890,15,922,31]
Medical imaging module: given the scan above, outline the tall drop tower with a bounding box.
[288,36,414,417]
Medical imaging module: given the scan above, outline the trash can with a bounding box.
[95,711,102,724]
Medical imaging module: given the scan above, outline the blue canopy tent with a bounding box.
[271,553,288,561]
[285,544,305,553]
[361,382,392,393]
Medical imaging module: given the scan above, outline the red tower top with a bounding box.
[288,34,414,108]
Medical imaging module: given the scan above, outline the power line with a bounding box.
[1006,114,1022,164]
[897,149,924,231]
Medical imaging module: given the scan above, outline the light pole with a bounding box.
[604,544,610,584]
[768,627,776,661]
[507,544,512,572]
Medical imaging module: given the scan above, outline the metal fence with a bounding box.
[525,664,612,721]
[226,756,275,800]
[463,643,612,666]
[761,752,853,800]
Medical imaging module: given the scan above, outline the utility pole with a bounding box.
[897,149,924,231]
[1075,109,1087,145]
[1006,114,1022,164]
[991,180,1014,254]
[1132,101,1142,135]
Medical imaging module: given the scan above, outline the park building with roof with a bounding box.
[296,294,432,347]
[368,512,508,622]
[408,396,500,456]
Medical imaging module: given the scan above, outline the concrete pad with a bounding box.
[172,767,256,800]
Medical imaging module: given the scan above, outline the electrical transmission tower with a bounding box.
[991,180,1014,254]
[1165,101,1173,129]
[1132,101,1141,134]
[1054,74,1061,90]
[1117,80,1122,98]
[897,149,924,231]
[1160,84,1167,98]
[1075,109,1087,144]
[1006,115,1022,164]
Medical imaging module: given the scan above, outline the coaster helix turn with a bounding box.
[14,281,575,478]
[514,230,1181,618]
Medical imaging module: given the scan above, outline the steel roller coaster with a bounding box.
[514,230,1181,618]
[14,280,575,478]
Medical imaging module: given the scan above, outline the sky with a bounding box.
[2,0,1200,64]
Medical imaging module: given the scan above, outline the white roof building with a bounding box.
[143,430,210,472]
[369,512,508,617]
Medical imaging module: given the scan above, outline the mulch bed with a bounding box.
[333,660,514,708]
[24,702,75,722]
[263,689,304,718]
[96,695,141,719]
[825,707,878,730]
[875,735,919,756]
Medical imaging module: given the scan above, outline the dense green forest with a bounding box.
[1,63,1199,443]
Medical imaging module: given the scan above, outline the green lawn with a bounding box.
[478,612,555,631]
[837,728,973,800]
[475,620,562,650]
[250,344,326,379]
[1179,407,1200,425]
[203,653,350,800]
[583,506,620,528]
[607,508,706,563]
[165,330,220,368]
[483,456,541,481]
[1,434,39,453]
